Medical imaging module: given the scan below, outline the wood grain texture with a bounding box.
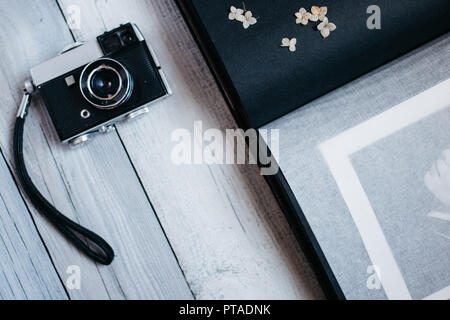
[57,0,324,299]
[0,152,67,300]
[0,0,192,299]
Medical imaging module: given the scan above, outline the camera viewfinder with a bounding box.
[98,24,139,55]
[100,33,122,55]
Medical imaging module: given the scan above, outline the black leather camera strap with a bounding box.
[13,90,115,265]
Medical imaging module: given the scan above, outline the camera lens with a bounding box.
[90,68,121,99]
[80,58,133,110]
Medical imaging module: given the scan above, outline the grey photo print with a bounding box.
[425,148,450,240]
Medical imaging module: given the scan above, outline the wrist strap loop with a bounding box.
[13,91,115,265]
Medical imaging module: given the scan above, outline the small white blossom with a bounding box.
[295,8,312,26]
[281,37,297,52]
[311,6,328,22]
[317,17,336,38]
[239,10,257,29]
[228,6,244,21]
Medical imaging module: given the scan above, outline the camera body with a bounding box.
[30,23,171,146]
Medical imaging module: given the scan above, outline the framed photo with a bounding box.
[320,79,450,299]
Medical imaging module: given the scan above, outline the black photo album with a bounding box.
[176,0,450,299]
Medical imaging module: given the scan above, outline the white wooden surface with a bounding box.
[0,152,66,299]
[0,0,323,300]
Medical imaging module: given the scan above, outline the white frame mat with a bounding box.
[320,79,450,300]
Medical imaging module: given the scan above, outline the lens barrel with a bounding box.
[80,58,133,109]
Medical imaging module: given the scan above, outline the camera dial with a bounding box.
[80,58,133,109]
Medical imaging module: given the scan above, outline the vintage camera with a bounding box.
[30,23,171,146]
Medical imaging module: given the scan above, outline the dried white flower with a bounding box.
[239,10,257,29]
[281,37,297,52]
[317,17,336,38]
[311,6,328,22]
[295,8,312,25]
[229,6,244,21]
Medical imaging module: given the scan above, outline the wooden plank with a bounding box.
[0,0,192,299]
[0,151,67,299]
[57,0,324,299]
